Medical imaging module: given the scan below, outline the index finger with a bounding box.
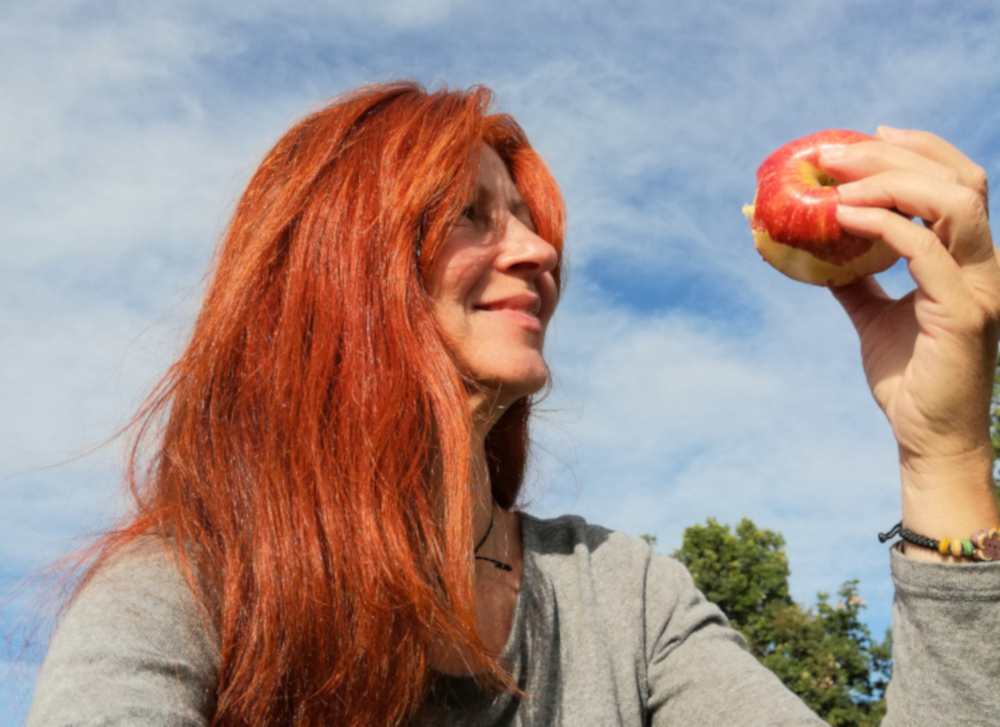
[820,137,959,189]
[875,127,989,212]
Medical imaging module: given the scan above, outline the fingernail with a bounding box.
[820,146,847,164]
[835,204,869,223]
[836,204,856,219]
[835,181,860,200]
[877,125,903,140]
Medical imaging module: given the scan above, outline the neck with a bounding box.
[469,430,495,552]
[468,386,517,439]
[468,393,522,572]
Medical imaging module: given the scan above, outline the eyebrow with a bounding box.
[473,182,530,213]
[470,174,536,231]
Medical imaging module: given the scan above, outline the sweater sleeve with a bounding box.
[27,545,219,727]
[882,547,1000,725]
[645,545,1000,726]
[643,554,825,726]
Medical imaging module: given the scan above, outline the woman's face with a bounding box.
[425,145,559,408]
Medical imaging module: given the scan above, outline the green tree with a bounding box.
[672,518,890,727]
[669,518,792,657]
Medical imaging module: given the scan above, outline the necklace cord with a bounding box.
[474,505,513,572]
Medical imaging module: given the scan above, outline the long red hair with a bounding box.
[88,82,565,725]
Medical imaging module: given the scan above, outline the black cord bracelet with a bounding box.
[878,521,1000,561]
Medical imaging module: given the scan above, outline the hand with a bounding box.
[818,127,1000,552]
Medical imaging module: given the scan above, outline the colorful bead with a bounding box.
[974,529,1000,562]
[889,523,1000,561]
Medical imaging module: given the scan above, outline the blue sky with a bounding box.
[3,0,1000,720]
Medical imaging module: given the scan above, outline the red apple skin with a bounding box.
[752,129,874,266]
[746,129,901,285]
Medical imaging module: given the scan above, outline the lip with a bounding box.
[474,293,542,316]
[474,293,544,332]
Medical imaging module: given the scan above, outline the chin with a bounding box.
[498,374,550,406]
[478,363,550,410]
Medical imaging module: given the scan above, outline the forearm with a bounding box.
[883,548,1000,724]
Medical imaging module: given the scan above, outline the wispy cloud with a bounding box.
[3,1,999,718]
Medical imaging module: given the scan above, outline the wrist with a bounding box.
[898,446,1000,563]
[898,442,994,493]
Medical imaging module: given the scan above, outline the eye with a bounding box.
[517,210,537,235]
[460,201,493,229]
[511,201,537,234]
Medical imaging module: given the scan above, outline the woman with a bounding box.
[28,82,1000,725]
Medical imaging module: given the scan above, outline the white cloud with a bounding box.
[4,0,999,708]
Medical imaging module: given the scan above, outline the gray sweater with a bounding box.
[28,513,1000,725]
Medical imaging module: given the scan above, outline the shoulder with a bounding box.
[66,537,216,648]
[518,512,706,622]
[28,538,219,726]
[520,511,690,579]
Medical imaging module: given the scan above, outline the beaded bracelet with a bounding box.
[878,521,1000,561]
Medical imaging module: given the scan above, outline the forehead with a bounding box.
[477,145,523,202]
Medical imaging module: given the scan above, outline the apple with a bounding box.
[743,129,899,286]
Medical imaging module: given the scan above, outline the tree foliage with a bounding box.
[671,518,891,727]
[669,518,791,656]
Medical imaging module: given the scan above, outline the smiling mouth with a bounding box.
[475,305,540,318]
[474,295,542,317]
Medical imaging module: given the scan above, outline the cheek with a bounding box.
[427,248,493,306]
[537,273,560,324]
[427,266,481,340]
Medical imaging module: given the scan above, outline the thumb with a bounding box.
[829,276,892,336]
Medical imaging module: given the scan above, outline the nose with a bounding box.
[495,215,559,277]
